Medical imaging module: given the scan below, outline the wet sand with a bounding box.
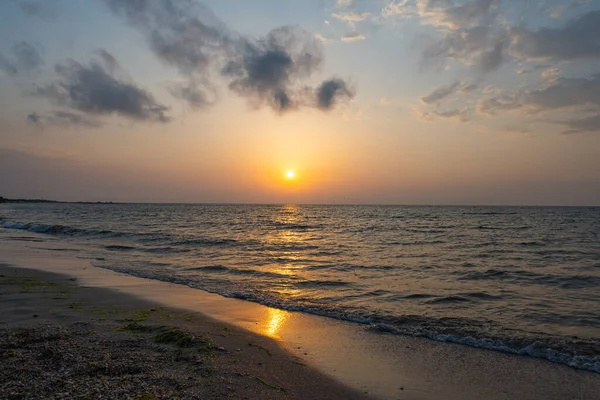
[0,265,373,400]
[1,234,600,399]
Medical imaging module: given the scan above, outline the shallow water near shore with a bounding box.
[1,203,600,373]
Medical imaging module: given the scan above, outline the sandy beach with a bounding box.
[0,264,373,400]
[2,235,600,400]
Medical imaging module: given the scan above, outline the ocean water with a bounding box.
[2,203,600,372]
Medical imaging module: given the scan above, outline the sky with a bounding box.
[1,0,599,205]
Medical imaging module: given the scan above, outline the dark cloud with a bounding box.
[223,27,324,112]
[511,10,600,61]
[32,55,169,122]
[105,0,353,112]
[560,115,600,134]
[526,75,600,111]
[26,112,42,126]
[421,81,460,104]
[317,78,354,111]
[477,37,507,73]
[105,0,231,74]
[0,54,18,76]
[26,111,103,129]
[0,41,43,76]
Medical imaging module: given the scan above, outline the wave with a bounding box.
[459,269,600,288]
[170,238,241,247]
[369,322,600,373]
[91,262,600,373]
[3,222,157,240]
[475,225,531,231]
[2,221,248,251]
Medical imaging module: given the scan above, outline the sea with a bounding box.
[1,203,599,372]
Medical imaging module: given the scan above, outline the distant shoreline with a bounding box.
[0,197,114,204]
[1,197,597,207]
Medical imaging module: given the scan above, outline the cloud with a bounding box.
[105,0,354,113]
[418,107,469,122]
[32,53,169,122]
[317,78,354,111]
[341,32,366,42]
[479,75,600,116]
[385,0,499,29]
[541,67,560,81]
[336,0,357,8]
[95,48,120,73]
[386,0,508,72]
[440,0,499,30]
[460,83,479,93]
[168,80,217,109]
[222,26,324,113]
[10,0,57,19]
[421,81,460,104]
[526,75,600,111]
[0,41,44,76]
[560,115,600,133]
[332,11,371,22]
[477,37,507,73]
[478,92,521,114]
[26,111,103,129]
[26,112,42,126]
[511,10,600,61]
[315,33,334,43]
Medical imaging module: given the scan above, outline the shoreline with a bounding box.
[1,233,600,399]
[0,264,373,400]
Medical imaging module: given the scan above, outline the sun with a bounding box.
[285,170,295,179]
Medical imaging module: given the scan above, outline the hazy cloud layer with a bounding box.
[478,75,600,133]
[332,11,371,22]
[511,10,600,61]
[27,110,103,129]
[418,107,469,122]
[105,0,354,112]
[0,41,44,76]
[32,55,170,122]
[421,81,460,104]
[383,0,600,133]
[10,0,57,19]
[341,32,366,42]
[561,115,600,133]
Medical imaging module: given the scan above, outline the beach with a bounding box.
[0,264,372,400]
[2,233,600,400]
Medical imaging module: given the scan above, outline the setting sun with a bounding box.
[285,170,295,179]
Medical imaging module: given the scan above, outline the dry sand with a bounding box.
[0,264,373,400]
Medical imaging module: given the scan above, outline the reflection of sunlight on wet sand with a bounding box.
[263,308,289,338]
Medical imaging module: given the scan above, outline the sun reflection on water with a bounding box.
[263,308,289,338]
